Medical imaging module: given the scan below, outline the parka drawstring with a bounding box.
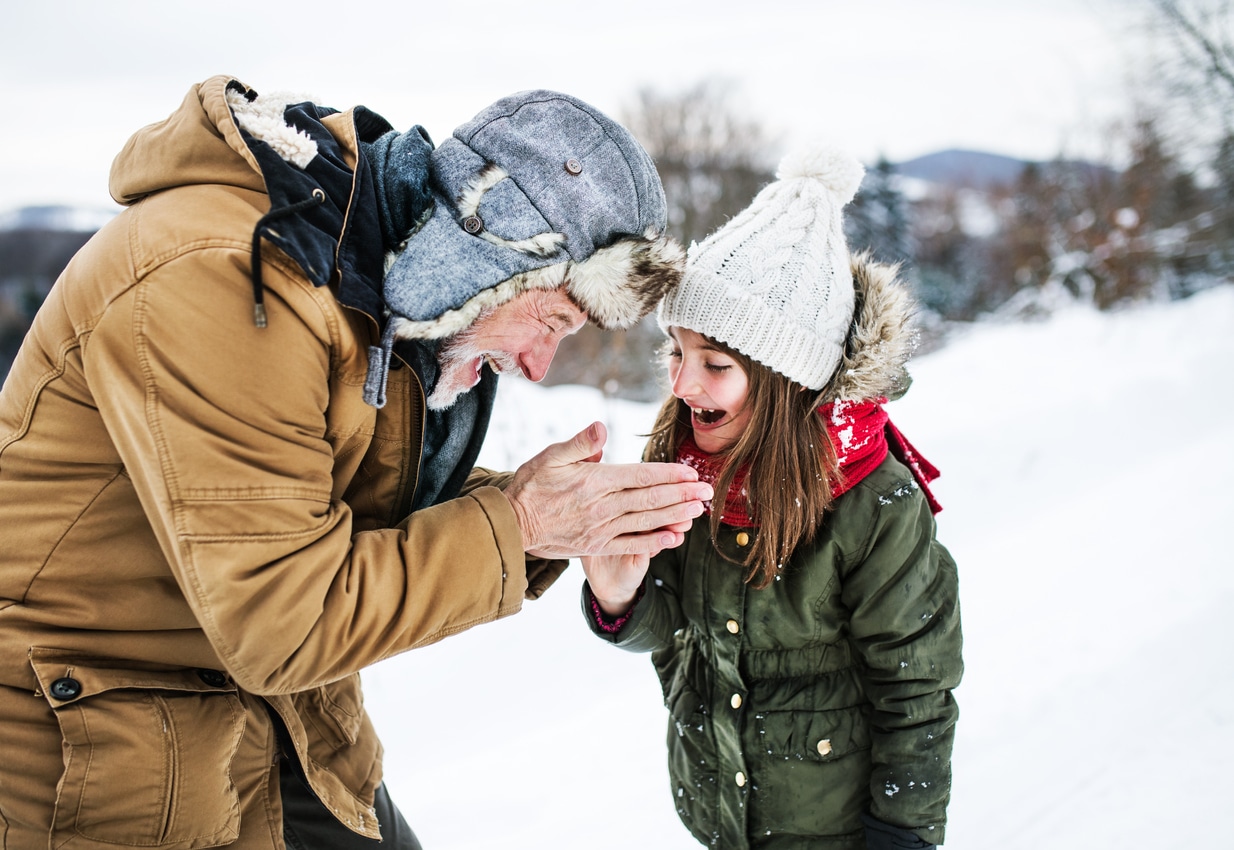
[250,188,326,327]
[363,320,400,409]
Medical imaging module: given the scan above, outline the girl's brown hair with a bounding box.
[644,336,843,589]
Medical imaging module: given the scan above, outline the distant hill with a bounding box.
[895,148,1117,190]
[895,149,1029,189]
[0,204,116,232]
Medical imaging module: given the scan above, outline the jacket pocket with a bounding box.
[29,648,246,850]
[756,704,871,762]
[296,672,364,751]
[749,706,874,838]
[653,637,712,741]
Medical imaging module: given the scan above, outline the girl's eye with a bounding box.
[706,362,731,373]
[667,348,683,359]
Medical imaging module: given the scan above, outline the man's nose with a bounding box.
[519,337,560,383]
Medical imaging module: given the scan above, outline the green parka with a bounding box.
[585,259,962,849]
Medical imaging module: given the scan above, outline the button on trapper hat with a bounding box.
[365,90,685,405]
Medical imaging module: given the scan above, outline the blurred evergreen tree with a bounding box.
[907,185,990,319]
[1211,131,1234,272]
[845,156,914,265]
[0,229,92,371]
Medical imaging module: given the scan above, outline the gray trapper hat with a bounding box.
[362,90,684,407]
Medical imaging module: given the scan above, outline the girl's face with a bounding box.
[667,327,752,454]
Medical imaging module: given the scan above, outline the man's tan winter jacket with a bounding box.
[0,76,552,849]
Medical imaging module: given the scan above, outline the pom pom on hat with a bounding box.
[775,145,865,204]
[659,144,865,390]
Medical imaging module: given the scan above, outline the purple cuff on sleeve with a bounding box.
[587,582,645,634]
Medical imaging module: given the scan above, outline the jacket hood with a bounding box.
[110,76,269,204]
[110,77,396,325]
[822,252,918,404]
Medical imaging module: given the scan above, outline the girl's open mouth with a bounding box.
[692,407,726,426]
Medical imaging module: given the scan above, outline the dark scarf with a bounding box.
[360,128,497,512]
[394,339,497,513]
[674,399,941,528]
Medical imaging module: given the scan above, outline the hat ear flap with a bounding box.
[456,163,566,258]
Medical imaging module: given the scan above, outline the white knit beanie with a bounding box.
[658,145,865,390]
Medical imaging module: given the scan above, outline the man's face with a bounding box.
[427,287,589,410]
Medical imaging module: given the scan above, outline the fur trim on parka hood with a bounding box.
[820,252,919,404]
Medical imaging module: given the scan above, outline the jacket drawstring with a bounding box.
[250,188,326,327]
[363,320,399,409]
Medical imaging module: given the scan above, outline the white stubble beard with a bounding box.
[426,329,518,411]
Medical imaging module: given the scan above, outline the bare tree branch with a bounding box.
[1152,0,1234,96]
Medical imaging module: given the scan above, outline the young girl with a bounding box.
[581,148,962,850]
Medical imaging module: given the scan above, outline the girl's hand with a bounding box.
[581,553,651,617]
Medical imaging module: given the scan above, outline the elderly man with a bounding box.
[0,77,709,850]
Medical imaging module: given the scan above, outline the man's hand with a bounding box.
[504,421,711,558]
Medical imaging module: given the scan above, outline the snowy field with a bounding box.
[364,285,1234,849]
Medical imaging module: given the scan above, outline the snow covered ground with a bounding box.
[364,285,1234,849]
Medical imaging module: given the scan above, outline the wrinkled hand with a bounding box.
[581,553,650,617]
[503,421,711,558]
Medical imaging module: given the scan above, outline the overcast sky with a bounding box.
[2,0,1139,212]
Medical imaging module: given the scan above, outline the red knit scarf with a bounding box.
[674,399,941,528]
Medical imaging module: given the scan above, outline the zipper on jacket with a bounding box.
[336,301,424,525]
[394,364,426,523]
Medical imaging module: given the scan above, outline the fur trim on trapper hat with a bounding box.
[658,144,864,390]
[566,228,685,329]
[383,225,684,342]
